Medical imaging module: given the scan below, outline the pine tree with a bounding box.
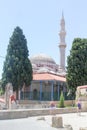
[2,26,33,91]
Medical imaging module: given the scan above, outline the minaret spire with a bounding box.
[62,11,64,19]
[59,13,66,70]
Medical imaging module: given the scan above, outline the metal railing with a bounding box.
[20,91,72,101]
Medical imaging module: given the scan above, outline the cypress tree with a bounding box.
[2,26,33,92]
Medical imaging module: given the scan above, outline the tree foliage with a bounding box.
[2,26,33,91]
[66,38,87,95]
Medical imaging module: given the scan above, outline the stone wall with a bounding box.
[18,100,75,108]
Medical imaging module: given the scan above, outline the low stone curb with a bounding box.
[0,107,79,120]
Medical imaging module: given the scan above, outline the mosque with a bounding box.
[20,14,69,101]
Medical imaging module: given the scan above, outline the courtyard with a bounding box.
[0,112,87,130]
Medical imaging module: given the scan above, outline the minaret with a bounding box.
[59,12,66,70]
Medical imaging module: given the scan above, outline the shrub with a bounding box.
[58,91,65,108]
[0,87,4,95]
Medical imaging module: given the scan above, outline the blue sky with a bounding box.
[0,0,87,79]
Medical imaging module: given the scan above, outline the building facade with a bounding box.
[20,14,69,101]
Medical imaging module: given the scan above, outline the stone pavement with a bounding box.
[0,112,87,130]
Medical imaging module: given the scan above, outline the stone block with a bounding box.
[64,124,73,130]
[52,116,63,128]
[37,116,45,120]
[79,127,87,130]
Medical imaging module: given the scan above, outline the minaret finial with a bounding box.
[62,11,64,19]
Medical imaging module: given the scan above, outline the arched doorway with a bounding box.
[33,89,38,100]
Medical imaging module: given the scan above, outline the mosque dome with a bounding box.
[30,53,58,73]
[30,53,56,64]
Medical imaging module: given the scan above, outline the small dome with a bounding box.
[32,63,37,68]
[30,53,56,64]
[38,67,49,73]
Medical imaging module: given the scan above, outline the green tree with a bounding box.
[66,38,87,96]
[58,91,65,108]
[2,26,33,92]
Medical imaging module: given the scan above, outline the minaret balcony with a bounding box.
[59,44,66,48]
